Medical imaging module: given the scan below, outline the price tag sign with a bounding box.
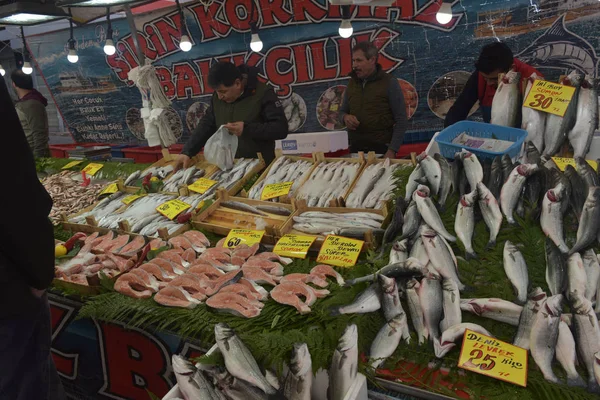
[122,194,146,205]
[457,329,528,387]
[156,199,191,220]
[273,234,317,259]
[261,181,294,201]
[223,229,265,248]
[551,157,597,171]
[188,178,218,194]
[81,163,104,176]
[523,79,576,117]
[316,235,364,268]
[100,182,119,195]
[62,160,83,170]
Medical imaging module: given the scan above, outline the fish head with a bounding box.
[546,182,565,202]
[528,287,547,303]
[418,224,437,238]
[543,294,563,317]
[388,313,407,329]
[517,163,539,177]
[572,293,593,315]
[338,324,358,352]
[415,185,430,198]
[462,188,478,206]
[416,152,429,163]
[562,70,584,87]
[581,75,596,89]
[491,156,502,170]
[214,323,235,342]
[377,274,397,293]
[290,343,311,375]
[589,186,600,201]
[406,278,420,290]
[501,154,512,168]
[501,70,520,84]
[393,239,409,253]
[172,355,195,376]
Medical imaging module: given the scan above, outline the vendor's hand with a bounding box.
[31,288,45,298]
[384,149,397,159]
[343,114,360,130]
[224,122,244,137]
[174,154,192,171]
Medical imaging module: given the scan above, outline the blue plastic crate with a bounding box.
[404,130,436,144]
[435,121,527,161]
[110,144,135,158]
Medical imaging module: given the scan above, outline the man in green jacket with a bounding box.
[11,70,50,158]
[176,62,288,168]
[339,41,408,158]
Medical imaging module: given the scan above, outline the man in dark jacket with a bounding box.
[339,41,407,158]
[12,70,51,158]
[176,62,288,168]
[0,77,64,399]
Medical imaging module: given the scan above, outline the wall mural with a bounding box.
[26,0,600,145]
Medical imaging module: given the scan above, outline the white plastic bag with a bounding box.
[204,125,238,171]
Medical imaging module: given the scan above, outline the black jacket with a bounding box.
[182,65,288,165]
[0,78,55,319]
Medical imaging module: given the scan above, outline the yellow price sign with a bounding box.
[81,163,104,176]
[261,181,294,201]
[551,157,597,171]
[156,199,191,220]
[100,182,119,195]
[223,229,265,248]
[122,194,146,205]
[273,234,317,259]
[457,329,528,387]
[316,235,364,268]
[62,160,83,169]
[188,178,218,194]
[523,79,576,117]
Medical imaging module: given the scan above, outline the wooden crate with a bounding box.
[192,190,293,244]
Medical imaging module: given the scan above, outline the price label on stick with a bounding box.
[188,178,218,194]
[62,160,83,170]
[274,234,317,259]
[81,163,104,176]
[551,157,598,172]
[316,235,364,268]
[223,229,265,248]
[523,79,576,117]
[261,181,294,201]
[100,182,119,195]
[457,329,528,387]
[122,194,146,205]
[156,199,191,220]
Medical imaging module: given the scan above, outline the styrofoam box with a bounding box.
[275,130,349,155]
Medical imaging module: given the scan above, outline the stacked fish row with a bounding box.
[292,211,384,237]
[492,69,598,158]
[346,158,405,209]
[247,157,313,202]
[123,164,175,186]
[294,160,360,207]
[209,158,262,192]
[161,166,206,193]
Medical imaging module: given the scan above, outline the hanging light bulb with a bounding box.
[20,26,33,74]
[339,5,353,38]
[436,1,453,24]
[179,34,192,52]
[250,23,263,52]
[175,0,192,52]
[0,64,5,76]
[22,61,33,74]
[103,7,116,56]
[66,11,78,63]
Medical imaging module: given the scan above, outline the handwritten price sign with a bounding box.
[223,229,265,248]
[274,234,317,259]
[458,329,528,387]
[316,235,364,268]
[523,79,576,117]
[156,199,191,220]
[261,181,294,201]
[62,160,83,170]
[551,157,598,172]
[122,194,146,205]
[188,178,218,194]
[100,182,119,195]
[81,163,104,176]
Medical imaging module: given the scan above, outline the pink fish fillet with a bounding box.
[182,230,211,248]
[168,235,195,251]
[216,283,265,302]
[232,243,260,260]
[150,258,186,276]
[157,250,189,268]
[205,292,263,318]
[149,238,167,249]
[93,231,115,250]
[231,256,246,267]
[140,263,174,284]
[204,270,244,296]
[279,273,329,288]
[117,235,146,256]
[129,269,161,292]
[67,274,89,286]
[154,286,201,309]
[114,273,153,299]
[83,232,99,245]
[270,282,317,314]
[168,274,207,301]
[216,238,227,248]
[106,253,135,272]
[181,248,197,263]
[187,264,224,280]
[242,267,280,286]
[310,264,345,285]
[249,252,293,265]
[104,235,131,253]
[242,259,284,276]
[199,249,231,262]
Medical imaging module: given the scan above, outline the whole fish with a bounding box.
[440,278,461,332]
[329,324,358,400]
[569,76,598,158]
[455,188,478,260]
[576,157,599,193]
[406,279,428,345]
[221,201,269,216]
[434,153,452,209]
[417,153,441,195]
[345,258,425,286]
[572,295,600,393]
[421,227,464,290]
[491,70,521,127]
[389,239,409,264]
[545,238,567,296]
[540,183,569,253]
[565,164,587,220]
[369,315,407,368]
[379,275,407,325]
[460,150,484,190]
[409,236,430,267]
[522,79,546,153]
[203,366,267,400]
[523,167,544,215]
[488,156,504,200]
[334,227,384,238]
[418,275,444,344]
[503,241,529,305]
[568,252,587,301]
[460,298,523,326]
[124,170,142,186]
[283,343,313,400]
[548,167,572,215]
[525,140,542,166]
[172,355,224,400]
[435,323,493,358]
[477,182,503,249]
[582,249,600,301]
[451,158,462,195]
[556,321,586,388]
[332,283,381,315]
[398,200,421,241]
[255,205,291,216]
[500,164,539,224]
[501,154,514,185]
[214,323,276,394]
[544,71,583,156]
[513,287,546,350]
[405,165,424,203]
[377,197,405,258]
[570,187,600,254]
[530,294,563,384]
[413,185,456,242]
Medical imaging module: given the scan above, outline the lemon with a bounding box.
[150,177,160,182]
[55,244,68,257]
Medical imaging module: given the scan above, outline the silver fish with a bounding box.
[124,170,142,186]
[406,279,428,345]
[488,156,504,202]
[329,324,358,400]
[418,276,443,343]
[379,275,407,326]
[214,323,276,394]
[398,200,421,241]
[460,298,523,326]
[221,201,269,216]
[500,164,539,224]
[389,239,409,264]
[440,278,461,332]
[204,366,267,400]
[345,258,425,286]
[414,185,456,242]
[522,79,546,152]
[455,188,478,260]
[421,227,465,290]
[172,355,224,400]
[491,70,521,127]
[503,241,529,305]
[477,182,503,248]
[568,75,598,158]
[572,295,600,393]
[556,321,586,388]
[582,249,600,301]
[405,165,424,203]
[513,287,546,350]
[417,153,441,195]
[544,71,583,156]
[255,205,291,216]
[409,236,430,267]
[369,315,406,369]
[434,323,493,358]
[530,294,563,384]
[594,353,600,393]
[567,252,587,301]
[283,343,313,400]
[460,150,484,190]
[434,153,452,209]
[545,238,567,296]
[541,183,569,253]
[570,186,600,255]
[332,283,381,315]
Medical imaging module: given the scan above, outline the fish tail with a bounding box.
[330,307,342,316]
[465,252,478,261]
[567,375,586,388]
[589,378,600,394]
[558,243,570,254]
[485,240,496,250]
[343,279,355,287]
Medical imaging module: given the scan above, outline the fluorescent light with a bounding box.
[436,2,453,24]
[104,39,116,55]
[0,3,68,25]
[180,34,192,52]
[339,20,353,38]
[0,64,5,77]
[22,62,33,75]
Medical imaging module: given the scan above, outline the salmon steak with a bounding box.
[168,274,207,301]
[140,263,175,282]
[242,266,280,286]
[149,238,167,249]
[114,273,153,299]
[181,248,197,263]
[154,286,201,309]
[238,278,269,301]
[149,258,186,275]
[182,230,211,248]
[118,235,146,256]
[206,292,263,318]
[101,234,131,253]
[279,273,329,288]
[310,264,345,285]
[216,283,265,302]
[249,252,293,265]
[270,282,317,314]
[204,270,243,296]
[187,264,224,280]
[232,243,260,260]
[66,274,89,286]
[156,251,189,268]
[128,269,160,292]
[242,259,284,276]
[168,235,194,251]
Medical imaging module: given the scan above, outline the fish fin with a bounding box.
[465,252,478,261]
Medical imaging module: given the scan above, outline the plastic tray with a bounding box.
[122,146,164,163]
[435,121,527,160]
